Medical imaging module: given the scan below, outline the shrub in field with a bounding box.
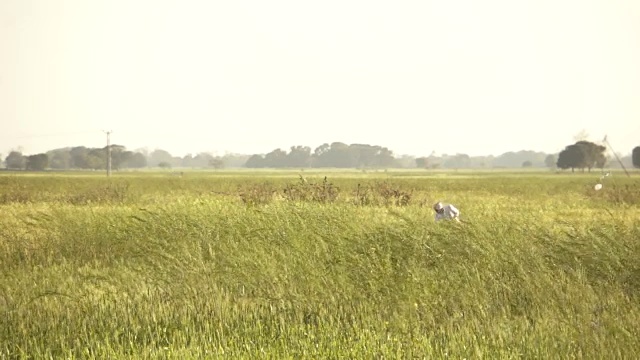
[238,183,277,205]
[373,180,412,206]
[603,183,640,206]
[353,183,376,206]
[588,182,640,206]
[283,176,339,203]
[353,181,412,206]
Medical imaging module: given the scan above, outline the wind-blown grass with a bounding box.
[0,171,638,358]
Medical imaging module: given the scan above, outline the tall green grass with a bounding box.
[1,171,638,358]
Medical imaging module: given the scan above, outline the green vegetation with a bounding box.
[557,141,607,173]
[1,171,639,358]
[9,140,637,171]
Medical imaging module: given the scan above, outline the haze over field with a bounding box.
[1,0,639,157]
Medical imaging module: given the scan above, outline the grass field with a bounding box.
[1,170,639,359]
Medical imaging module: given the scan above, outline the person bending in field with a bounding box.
[433,202,460,222]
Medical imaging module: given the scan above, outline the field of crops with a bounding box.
[1,170,639,358]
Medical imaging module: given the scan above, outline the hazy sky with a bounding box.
[1,0,639,157]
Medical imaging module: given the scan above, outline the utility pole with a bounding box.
[104,130,112,177]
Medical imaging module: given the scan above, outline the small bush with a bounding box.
[239,183,276,206]
[283,176,339,204]
[353,181,412,206]
[353,183,376,206]
[605,183,640,206]
[374,181,412,206]
[588,183,640,206]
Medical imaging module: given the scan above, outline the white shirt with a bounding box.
[435,204,460,222]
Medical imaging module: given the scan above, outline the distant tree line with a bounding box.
[245,143,396,168]
[1,140,638,171]
[3,146,147,171]
[1,146,248,171]
[244,143,605,170]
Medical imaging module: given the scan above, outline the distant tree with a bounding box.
[158,161,172,169]
[107,145,132,170]
[426,153,441,169]
[311,142,344,168]
[69,146,90,168]
[633,146,640,169]
[544,154,557,169]
[192,153,214,168]
[349,144,381,168]
[594,152,607,169]
[221,153,250,168]
[181,154,194,168]
[469,157,484,168]
[522,160,532,168]
[135,147,150,158]
[5,151,26,169]
[493,150,547,168]
[415,157,429,169]
[171,156,182,168]
[245,154,265,168]
[209,157,225,170]
[442,154,471,169]
[557,144,587,172]
[394,155,416,168]
[86,155,105,170]
[86,148,106,170]
[48,148,71,169]
[286,146,311,167]
[314,143,330,156]
[312,143,331,167]
[557,141,606,172]
[124,152,147,168]
[26,153,49,171]
[149,149,173,167]
[376,147,395,168]
[575,141,606,171]
[329,142,352,168]
[312,143,396,168]
[264,148,288,167]
[557,145,586,172]
[349,144,368,167]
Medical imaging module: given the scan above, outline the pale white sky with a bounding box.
[1,0,639,157]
